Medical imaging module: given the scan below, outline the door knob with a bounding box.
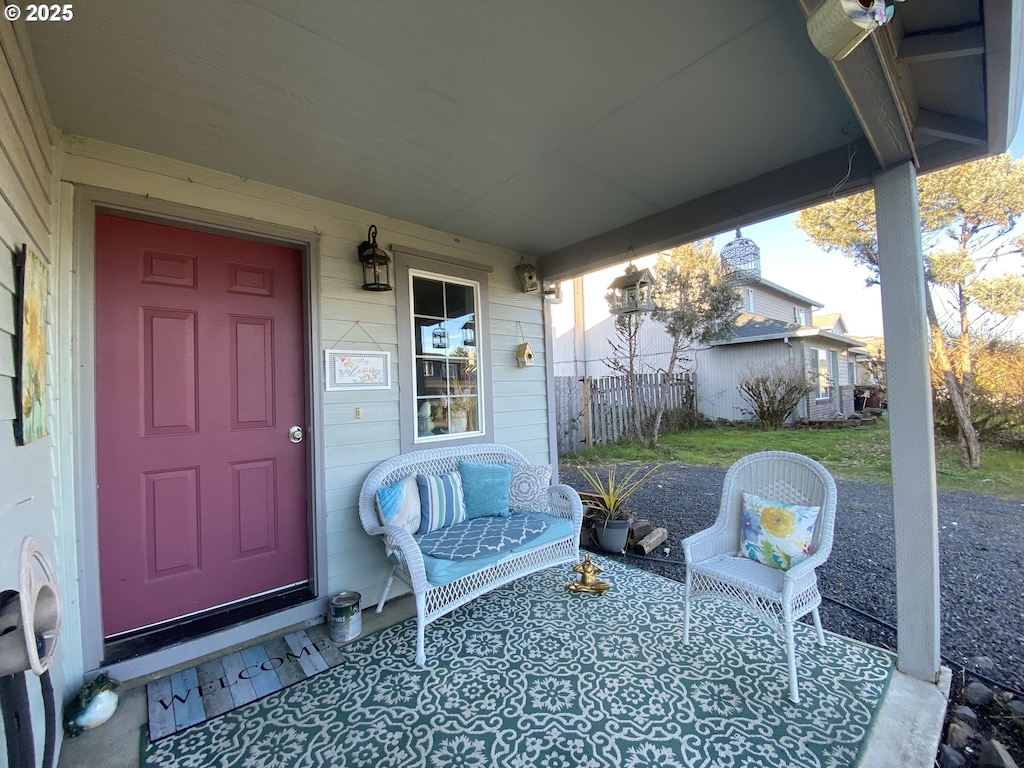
[289,426,304,443]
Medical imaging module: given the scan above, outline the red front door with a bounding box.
[95,214,310,637]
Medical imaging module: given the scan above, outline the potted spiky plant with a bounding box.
[576,464,660,553]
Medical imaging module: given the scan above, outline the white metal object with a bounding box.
[682,451,837,703]
[0,537,62,676]
[358,443,582,666]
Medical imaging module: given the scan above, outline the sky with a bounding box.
[704,106,1024,338]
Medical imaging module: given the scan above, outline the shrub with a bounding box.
[738,361,815,431]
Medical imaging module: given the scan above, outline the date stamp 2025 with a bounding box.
[4,4,74,22]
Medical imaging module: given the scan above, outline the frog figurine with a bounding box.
[567,555,612,595]
[63,672,120,737]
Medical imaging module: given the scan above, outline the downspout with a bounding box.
[572,277,586,379]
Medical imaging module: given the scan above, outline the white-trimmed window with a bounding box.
[811,347,830,400]
[396,248,493,451]
[794,307,807,325]
[410,271,482,442]
[746,288,755,312]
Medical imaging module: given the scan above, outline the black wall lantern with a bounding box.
[358,225,393,291]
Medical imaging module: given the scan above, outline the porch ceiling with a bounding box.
[25,0,1022,277]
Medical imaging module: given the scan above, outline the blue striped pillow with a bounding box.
[416,472,467,534]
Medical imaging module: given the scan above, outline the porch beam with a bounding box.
[796,0,917,170]
[898,26,985,63]
[914,110,988,147]
[982,0,1024,152]
[540,139,877,282]
[874,161,941,684]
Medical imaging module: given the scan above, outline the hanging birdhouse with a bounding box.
[516,342,535,367]
[606,264,656,315]
[516,262,540,293]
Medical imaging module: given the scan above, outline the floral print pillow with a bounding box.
[740,492,820,571]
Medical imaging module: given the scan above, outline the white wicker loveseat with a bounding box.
[358,443,583,666]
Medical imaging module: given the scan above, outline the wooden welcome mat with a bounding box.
[145,624,345,742]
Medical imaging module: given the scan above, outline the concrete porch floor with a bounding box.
[56,595,950,768]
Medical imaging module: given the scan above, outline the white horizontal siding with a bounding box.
[0,19,60,763]
[56,135,551,660]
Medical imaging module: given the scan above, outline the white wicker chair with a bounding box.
[682,451,838,703]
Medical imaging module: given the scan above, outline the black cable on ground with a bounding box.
[608,547,1024,699]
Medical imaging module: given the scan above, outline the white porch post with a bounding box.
[874,161,941,683]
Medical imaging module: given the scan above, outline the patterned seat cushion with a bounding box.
[415,511,549,561]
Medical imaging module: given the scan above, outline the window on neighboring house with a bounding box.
[396,251,493,451]
[794,307,807,325]
[812,347,830,399]
[746,288,755,312]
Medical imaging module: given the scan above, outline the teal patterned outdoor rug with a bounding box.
[141,558,894,767]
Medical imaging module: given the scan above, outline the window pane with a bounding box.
[413,276,444,317]
[816,350,829,398]
[416,398,443,437]
[446,282,474,318]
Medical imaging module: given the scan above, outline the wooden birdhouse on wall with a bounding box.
[516,262,540,293]
[607,264,656,315]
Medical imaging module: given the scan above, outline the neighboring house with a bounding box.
[0,4,1014,761]
[850,336,887,387]
[812,313,848,335]
[700,308,864,422]
[552,266,864,423]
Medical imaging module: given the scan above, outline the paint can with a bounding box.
[328,592,361,643]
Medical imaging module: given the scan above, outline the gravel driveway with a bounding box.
[559,462,1024,693]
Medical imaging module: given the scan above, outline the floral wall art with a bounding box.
[15,244,49,444]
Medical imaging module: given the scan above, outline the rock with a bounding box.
[964,681,995,707]
[946,721,974,750]
[978,739,1019,768]
[938,745,967,768]
[967,655,996,674]
[1006,699,1024,718]
[953,705,979,726]
[995,690,1014,706]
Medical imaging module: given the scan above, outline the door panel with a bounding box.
[95,214,309,637]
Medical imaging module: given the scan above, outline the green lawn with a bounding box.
[560,419,1024,499]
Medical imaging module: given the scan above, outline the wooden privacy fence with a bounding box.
[554,372,695,455]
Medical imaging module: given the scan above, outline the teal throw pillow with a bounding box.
[375,475,421,534]
[416,472,467,534]
[740,491,820,571]
[459,461,512,519]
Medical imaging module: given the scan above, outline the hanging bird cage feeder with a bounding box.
[607,263,656,315]
[432,326,448,349]
[720,228,762,285]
